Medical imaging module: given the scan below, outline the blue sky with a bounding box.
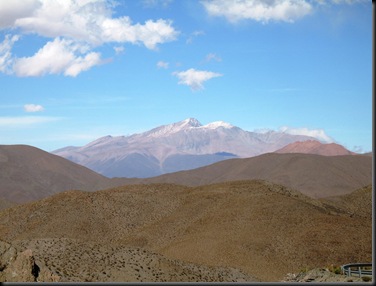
[0,0,372,153]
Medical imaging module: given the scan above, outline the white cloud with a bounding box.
[0,116,61,127]
[157,61,169,69]
[13,38,102,77]
[186,30,205,44]
[113,46,124,54]
[4,0,179,48]
[0,0,41,29]
[205,53,222,62]
[279,126,334,143]
[142,0,174,8]
[24,104,44,112]
[0,34,19,73]
[100,18,178,50]
[327,0,368,4]
[0,0,179,76]
[201,0,313,23]
[173,68,223,91]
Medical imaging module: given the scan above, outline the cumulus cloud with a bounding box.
[173,68,223,91]
[13,38,102,77]
[157,61,169,69]
[0,0,41,29]
[279,126,334,143]
[201,0,313,23]
[0,0,179,77]
[24,104,44,112]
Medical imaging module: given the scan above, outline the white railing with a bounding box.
[341,263,372,278]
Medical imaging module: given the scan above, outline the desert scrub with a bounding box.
[362,276,372,282]
[327,264,341,274]
[299,266,310,273]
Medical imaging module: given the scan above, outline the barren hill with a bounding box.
[274,140,355,156]
[0,145,114,203]
[0,181,371,282]
[138,153,372,198]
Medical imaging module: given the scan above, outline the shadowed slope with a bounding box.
[0,181,371,281]
[139,153,372,198]
[0,145,113,203]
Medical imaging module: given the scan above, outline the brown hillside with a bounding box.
[0,145,114,203]
[138,153,372,198]
[274,140,355,156]
[321,185,372,219]
[0,181,371,282]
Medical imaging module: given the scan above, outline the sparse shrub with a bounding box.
[362,276,372,282]
[327,264,341,274]
[299,266,309,273]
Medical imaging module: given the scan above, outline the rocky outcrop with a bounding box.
[0,240,59,282]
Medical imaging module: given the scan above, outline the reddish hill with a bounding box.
[274,140,355,156]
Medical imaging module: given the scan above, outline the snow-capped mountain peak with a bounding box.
[181,118,202,127]
[145,118,203,138]
[202,121,234,129]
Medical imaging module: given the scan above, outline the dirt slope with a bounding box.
[138,153,372,198]
[0,181,371,281]
[0,145,114,203]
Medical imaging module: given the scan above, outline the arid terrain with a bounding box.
[137,153,372,198]
[0,180,372,282]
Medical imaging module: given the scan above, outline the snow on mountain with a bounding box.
[52,118,318,178]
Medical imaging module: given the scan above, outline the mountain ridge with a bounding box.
[53,118,325,178]
[135,152,371,198]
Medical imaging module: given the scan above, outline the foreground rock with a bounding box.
[1,239,255,282]
[0,240,60,282]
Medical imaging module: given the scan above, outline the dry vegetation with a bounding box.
[0,180,372,282]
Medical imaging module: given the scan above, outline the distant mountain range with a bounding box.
[53,118,333,178]
[0,144,370,204]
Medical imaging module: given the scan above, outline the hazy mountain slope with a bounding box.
[0,198,16,211]
[139,153,372,198]
[274,140,355,156]
[0,181,371,282]
[53,118,317,178]
[0,145,114,203]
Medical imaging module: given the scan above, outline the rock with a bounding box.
[0,240,60,282]
[2,248,36,282]
[37,265,60,282]
[0,240,17,271]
